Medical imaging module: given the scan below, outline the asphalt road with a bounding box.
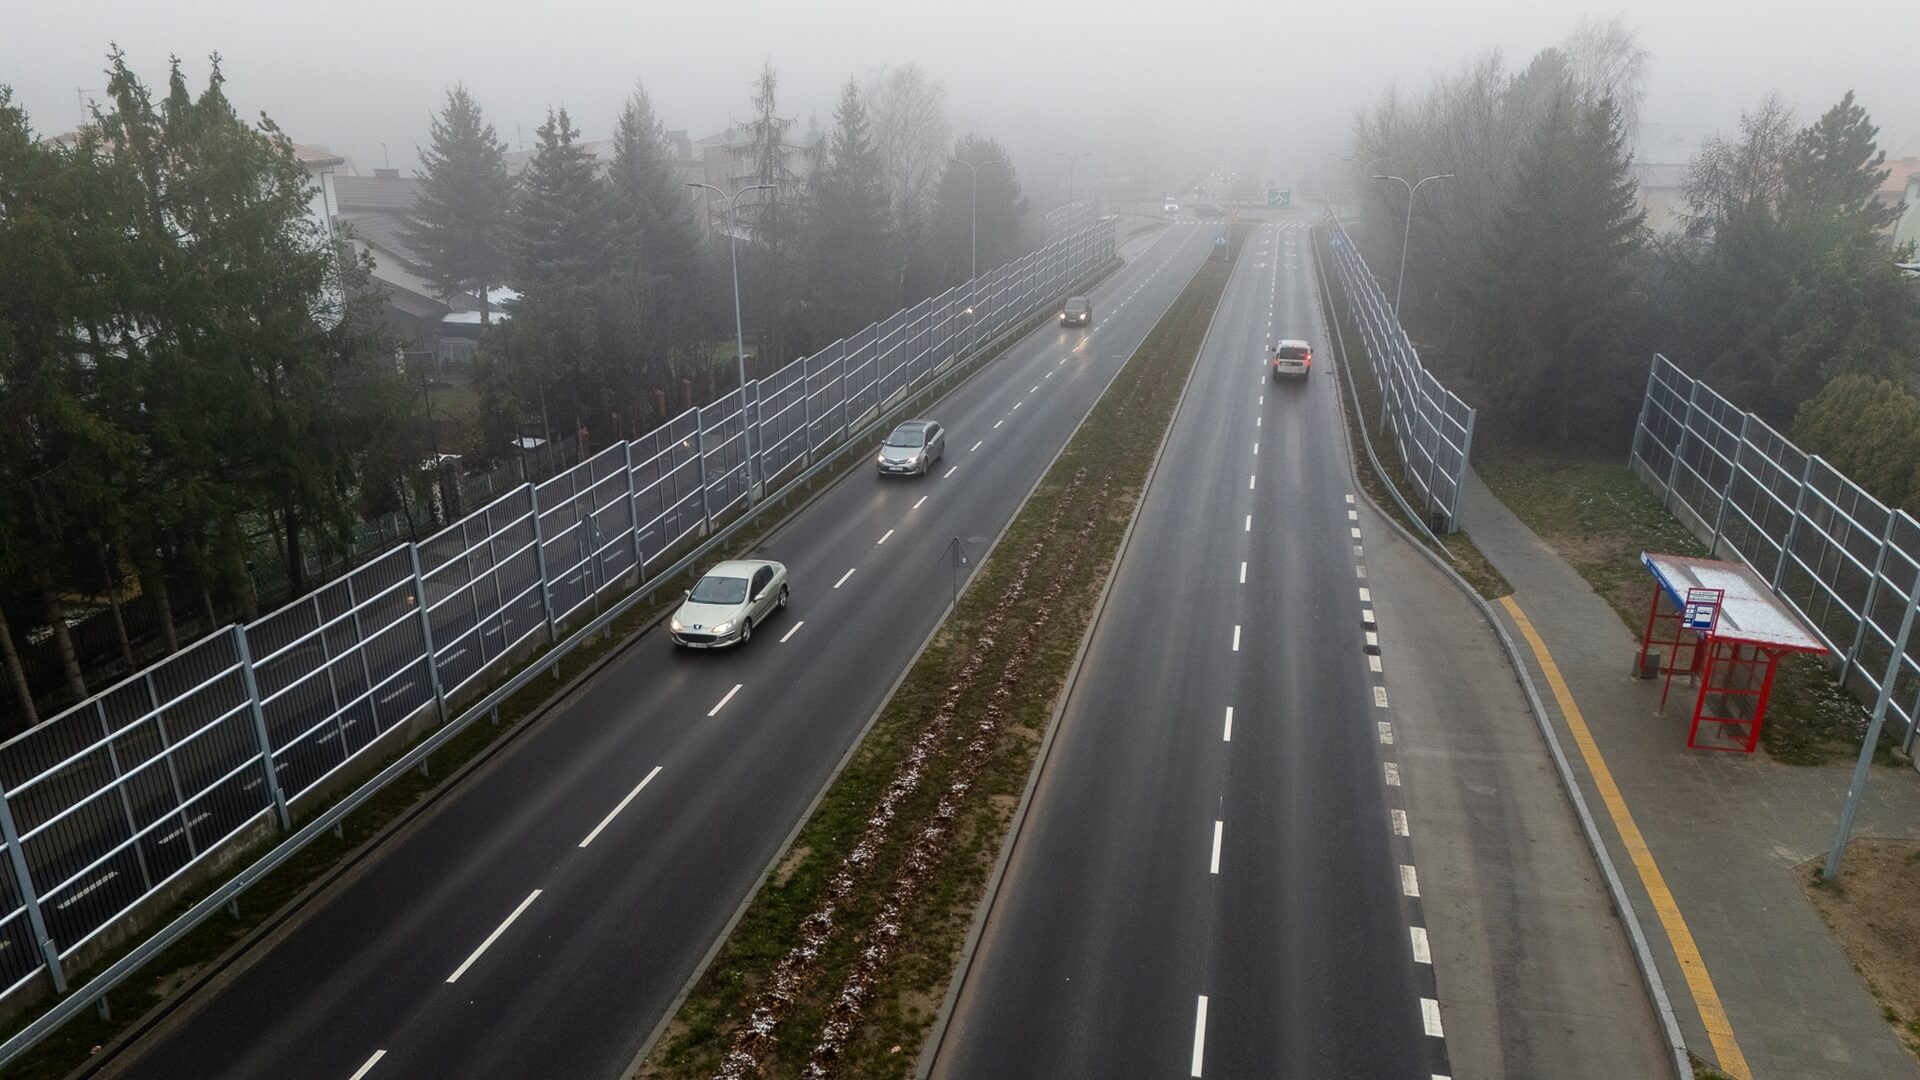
[933,218,1443,1079]
[101,223,1218,1080]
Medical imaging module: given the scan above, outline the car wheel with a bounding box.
[740,618,753,645]
[778,585,790,609]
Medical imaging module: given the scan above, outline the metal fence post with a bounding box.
[1450,407,1476,531]
[837,345,850,443]
[526,483,559,649]
[1823,566,1920,881]
[800,358,814,467]
[405,543,449,726]
[0,782,64,993]
[231,625,291,831]
[1772,455,1817,591]
[624,440,645,574]
[1708,414,1749,556]
[1629,355,1662,471]
[694,419,714,536]
[1662,376,1698,510]
[1844,513,1902,677]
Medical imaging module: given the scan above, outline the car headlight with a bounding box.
[670,616,684,632]
[710,621,734,635]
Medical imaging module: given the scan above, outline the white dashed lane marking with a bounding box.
[349,1051,386,1080]
[1411,926,1432,963]
[1222,706,1234,741]
[1400,865,1421,897]
[780,621,805,643]
[708,684,743,717]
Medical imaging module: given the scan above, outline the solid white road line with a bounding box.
[944,466,958,478]
[877,529,894,546]
[1391,808,1409,836]
[970,441,983,452]
[834,567,856,589]
[780,621,805,643]
[1384,761,1401,786]
[1400,865,1420,897]
[912,496,928,510]
[1210,821,1224,874]
[1411,926,1432,963]
[1239,562,1247,584]
[1421,998,1445,1037]
[348,1050,387,1080]
[446,889,543,984]
[1190,996,1209,1077]
[708,683,743,717]
[579,766,664,848]
[1223,706,1234,741]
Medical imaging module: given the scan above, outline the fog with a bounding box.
[7,0,1919,192]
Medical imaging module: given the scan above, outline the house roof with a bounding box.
[1879,158,1920,197]
[334,174,424,212]
[337,212,418,262]
[293,143,344,169]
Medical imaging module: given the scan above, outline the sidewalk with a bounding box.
[1464,468,1920,1080]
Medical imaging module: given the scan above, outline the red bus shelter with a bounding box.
[1637,552,1828,753]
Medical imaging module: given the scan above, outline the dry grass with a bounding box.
[1801,840,1920,1064]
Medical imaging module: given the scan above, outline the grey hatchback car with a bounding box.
[877,419,946,476]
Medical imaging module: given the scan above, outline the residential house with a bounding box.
[1878,158,1919,253]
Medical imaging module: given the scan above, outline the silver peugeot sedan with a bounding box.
[669,559,789,648]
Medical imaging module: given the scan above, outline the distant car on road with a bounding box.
[669,559,789,648]
[877,419,946,476]
[1163,200,1179,214]
[1271,339,1313,380]
[1060,295,1092,327]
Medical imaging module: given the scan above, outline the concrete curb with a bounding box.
[624,233,1200,1077]
[916,237,1237,1080]
[1308,230,1695,1080]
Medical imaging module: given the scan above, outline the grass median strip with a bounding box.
[641,239,1239,1080]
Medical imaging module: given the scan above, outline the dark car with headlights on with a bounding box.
[1060,296,1091,327]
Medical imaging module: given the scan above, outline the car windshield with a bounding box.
[1279,345,1309,359]
[689,575,749,605]
[1064,299,1089,312]
[885,428,926,448]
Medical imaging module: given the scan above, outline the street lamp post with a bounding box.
[1054,150,1092,218]
[949,155,1011,285]
[1372,172,1454,316]
[687,180,776,501]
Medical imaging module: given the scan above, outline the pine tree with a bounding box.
[1472,87,1645,444]
[811,79,892,330]
[515,107,611,293]
[933,134,1027,285]
[404,85,514,322]
[609,85,702,335]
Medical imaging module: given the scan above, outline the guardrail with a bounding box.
[1320,212,1477,532]
[0,206,1114,1056]
[1630,353,1920,752]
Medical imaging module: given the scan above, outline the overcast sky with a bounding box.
[6,0,1918,189]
